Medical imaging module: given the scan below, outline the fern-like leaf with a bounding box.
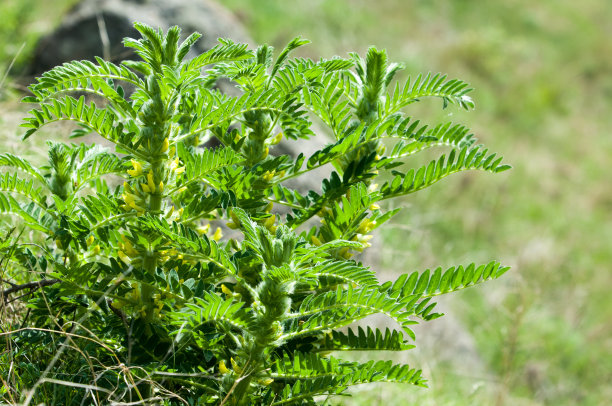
[188,38,253,70]
[381,261,510,299]
[0,173,46,206]
[0,153,46,184]
[380,145,511,200]
[315,326,414,352]
[301,260,378,288]
[170,291,254,333]
[177,144,243,186]
[282,286,416,340]
[383,73,474,116]
[271,358,424,405]
[20,95,131,148]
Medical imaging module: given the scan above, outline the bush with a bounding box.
[0,23,509,405]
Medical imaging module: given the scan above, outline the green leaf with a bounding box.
[316,326,414,351]
[269,37,311,85]
[380,145,511,199]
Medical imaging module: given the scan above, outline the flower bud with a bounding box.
[147,170,156,193]
[263,215,276,231]
[311,235,323,246]
[269,132,283,145]
[197,223,210,235]
[212,227,223,241]
[161,137,169,153]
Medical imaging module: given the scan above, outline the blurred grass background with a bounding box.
[1,0,611,405]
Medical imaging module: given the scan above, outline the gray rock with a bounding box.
[29,0,252,75]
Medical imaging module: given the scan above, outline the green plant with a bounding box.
[0,0,76,91]
[0,23,509,405]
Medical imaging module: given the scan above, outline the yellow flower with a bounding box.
[161,248,179,257]
[147,170,156,193]
[165,205,175,218]
[262,170,275,182]
[212,227,223,241]
[356,233,374,243]
[161,137,169,153]
[263,214,276,231]
[352,233,373,252]
[230,357,242,373]
[122,192,143,211]
[219,360,230,374]
[338,247,352,260]
[118,250,131,265]
[197,223,210,235]
[269,132,283,145]
[221,284,232,295]
[127,159,143,177]
[357,218,377,234]
[128,199,144,211]
[86,235,94,246]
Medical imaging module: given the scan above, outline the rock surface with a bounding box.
[29,0,252,75]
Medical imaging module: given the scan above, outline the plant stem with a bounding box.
[140,251,157,328]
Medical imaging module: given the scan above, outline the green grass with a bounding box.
[223,1,612,405]
[2,0,611,404]
[0,0,77,95]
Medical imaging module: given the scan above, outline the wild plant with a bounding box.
[0,23,509,405]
